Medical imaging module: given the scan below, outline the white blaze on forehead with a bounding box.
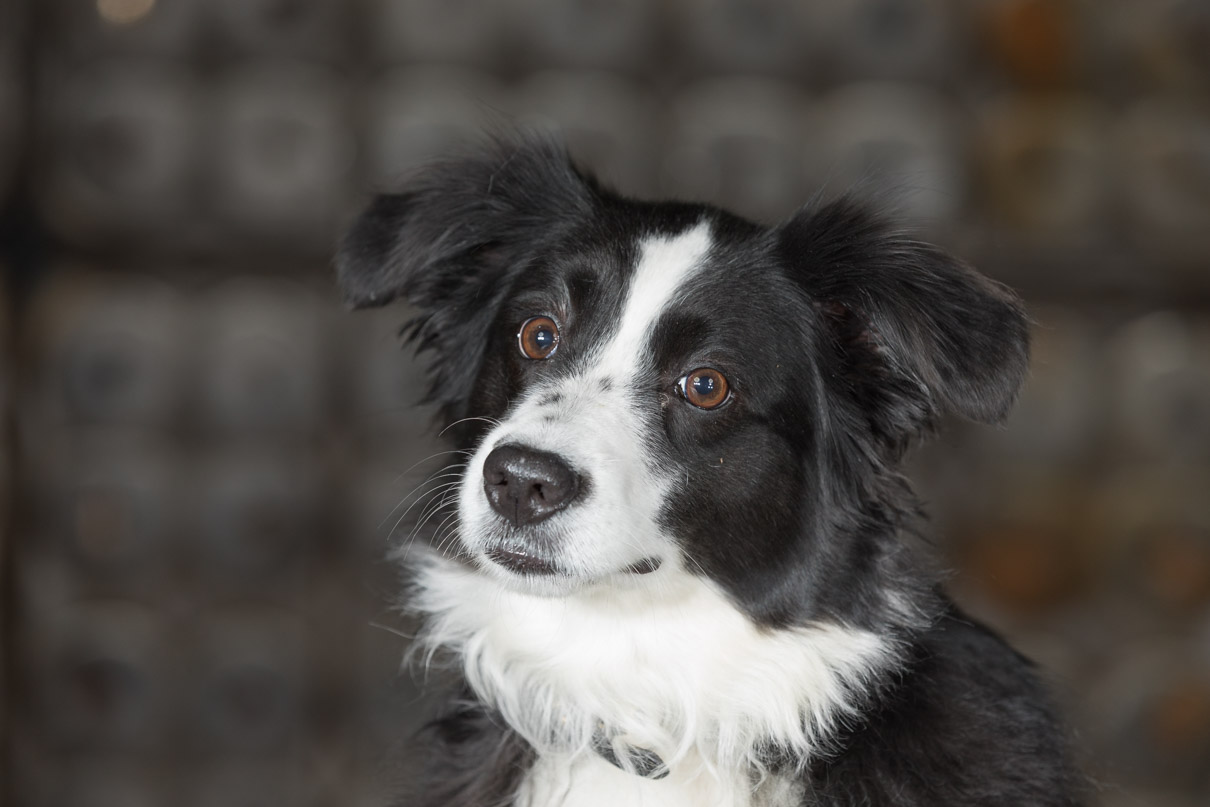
[591,220,713,377]
[456,220,716,587]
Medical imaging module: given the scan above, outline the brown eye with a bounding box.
[678,368,730,409]
[518,316,560,359]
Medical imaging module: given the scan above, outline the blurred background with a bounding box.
[1,0,1208,805]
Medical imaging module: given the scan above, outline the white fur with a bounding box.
[412,554,893,807]
[518,751,804,807]
[590,219,714,379]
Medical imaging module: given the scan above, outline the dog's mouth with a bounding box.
[485,544,560,575]
[483,543,662,578]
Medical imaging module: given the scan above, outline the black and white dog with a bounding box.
[338,135,1086,806]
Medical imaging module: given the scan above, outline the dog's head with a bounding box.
[338,136,1028,629]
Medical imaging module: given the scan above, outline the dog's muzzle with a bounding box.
[478,442,663,578]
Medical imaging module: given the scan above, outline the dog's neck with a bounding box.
[408,552,902,780]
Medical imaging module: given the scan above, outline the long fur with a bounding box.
[410,552,894,779]
[337,134,1088,807]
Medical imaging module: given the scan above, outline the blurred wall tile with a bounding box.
[976,96,1108,240]
[511,0,656,71]
[188,452,319,582]
[47,0,199,59]
[0,0,20,53]
[673,0,816,75]
[208,0,351,62]
[948,474,1097,619]
[206,63,355,251]
[21,271,186,428]
[36,61,198,247]
[663,78,810,223]
[1095,0,1210,94]
[811,0,957,81]
[972,305,1101,464]
[189,609,307,753]
[510,71,659,196]
[339,304,437,456]
[1123,522,1210,617]
[50,447,176,580]
[15,757,167,807]
[1105,312,1210,464]
[978,0,1079,90]
[0,273,8,572]
[814,82,966,227]
[356,618,427,746]
[1114,100,1210,261]
[27,598,167,750]
[1098,469,1210,617]
[193,278,327,435]
[368,0,507,66]
[1085,639,1210,796]
[0,60,20,203]
[188,761,320,807]
[364,68,502,188]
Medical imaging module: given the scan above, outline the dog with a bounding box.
[337,135,1087,806]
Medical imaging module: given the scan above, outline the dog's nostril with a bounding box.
[481,444,580,528]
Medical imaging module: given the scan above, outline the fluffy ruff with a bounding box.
[410,552,895,782]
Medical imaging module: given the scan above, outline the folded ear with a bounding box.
[334,135,593,419]
[336,135,592,309]
[777,198,1029,441]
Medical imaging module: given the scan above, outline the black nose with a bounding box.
[482,444,581,527]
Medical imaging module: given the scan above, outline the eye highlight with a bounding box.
[518,316,560,359]
[678,368,730,410]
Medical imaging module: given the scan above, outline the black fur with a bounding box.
[338,134,1087,806]
[803,609,1087,805]
[397,690,534,807]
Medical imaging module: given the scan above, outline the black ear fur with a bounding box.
[777,198,1029,439]
[336,135,592,309]
[335,135,593,419]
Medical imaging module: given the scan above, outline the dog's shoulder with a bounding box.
[805,605,1089,806]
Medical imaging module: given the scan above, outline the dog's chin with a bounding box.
[477,562,584,597]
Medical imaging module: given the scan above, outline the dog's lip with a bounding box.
[484,544,560,575]
[482,543,662,580]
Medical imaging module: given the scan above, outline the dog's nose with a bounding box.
[482,444,580,527]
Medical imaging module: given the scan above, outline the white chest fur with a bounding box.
[517,751,803,807]
[411,556,892,803]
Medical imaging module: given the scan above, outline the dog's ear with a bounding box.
[335,136,593,418]
[337,135,592,309]
[777,198,1029,443]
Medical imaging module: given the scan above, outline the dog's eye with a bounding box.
[518,316,560,360]
[678,368,730,410]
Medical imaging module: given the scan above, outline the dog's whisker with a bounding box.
[438,415,503,438]
[384,479,463,541]
[404,492,460,547]
[413,484,462,525]
[388,449,472,486]
[368,620,415,642]
[378,467,467,530]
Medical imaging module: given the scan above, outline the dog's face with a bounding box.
[338,138,1028,629]
[451,215,818,602]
